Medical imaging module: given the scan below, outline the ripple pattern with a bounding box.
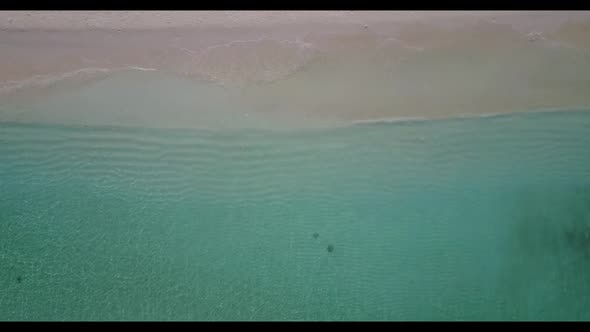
[1,109,590,320]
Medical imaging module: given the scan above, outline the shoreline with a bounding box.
[2,97,589,133]
[1,11,590,129]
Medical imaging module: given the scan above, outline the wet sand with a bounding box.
[1,11,590,128]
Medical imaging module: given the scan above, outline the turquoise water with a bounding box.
[1,109,590,320]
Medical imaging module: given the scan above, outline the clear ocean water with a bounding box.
[1,108,590,321]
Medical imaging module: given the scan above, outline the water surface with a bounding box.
[1,109,590,320]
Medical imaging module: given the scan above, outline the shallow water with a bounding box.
[1,109,590,320]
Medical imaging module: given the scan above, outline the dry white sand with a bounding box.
[1,11,590,128]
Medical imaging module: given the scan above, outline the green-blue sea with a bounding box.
[1,108,590,320]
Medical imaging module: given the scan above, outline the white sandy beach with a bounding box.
[1,11,590,128]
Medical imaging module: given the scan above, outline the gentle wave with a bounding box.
[0,67,115,95]
[350,107,590,127]
[0,66,166,96]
